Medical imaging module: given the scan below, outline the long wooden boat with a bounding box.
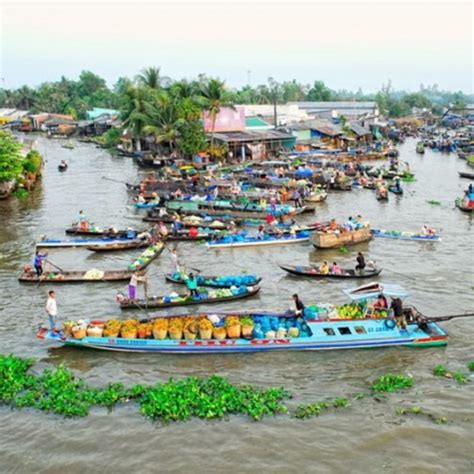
[278,263,382,279]
[36,236,138,249]
[128,243,165,271]
[118,285,261,309]
[65,226,132,237]
[165,273,262,288]
[172,207,306,220]
[458,171,474,180]
[304,191,328,203]
[370,229,441,242]
[311,227,372,249]
[207,231,311,249]
[37,311,448,353]
[143,214,238,229]
[455,198,474,213]
[19,269,139,283]
[166,199,301,217]
[86,239,149,252]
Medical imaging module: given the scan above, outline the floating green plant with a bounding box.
[371,374,413,393]
[467,361,474,372]
[427,200,441,206]
[452,371,467,385]
[433,364,447,377]
[339,246,349,254]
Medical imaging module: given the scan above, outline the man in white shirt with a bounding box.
[46,290,58,332]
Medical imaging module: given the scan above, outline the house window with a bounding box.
[354,326,366,334]
[323,328,336,336]
[338,327,352,335]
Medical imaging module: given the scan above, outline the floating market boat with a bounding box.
[128,243,165,271]
[304,191,328,203]
[37,283,451,353]
[58,162,68,172]
[206,231,311,249]
[455,197,474,213]
[143,214,237,229]
[371,229,441,242]
[65,226,132,237]
[118,285,261,309]
[18,268,140,283]
[86,239,149,252]
[311,227,372,249]
[36,235,139,249]
[278,263,381,279]
[165,273,262,288]
[458,171,474,180]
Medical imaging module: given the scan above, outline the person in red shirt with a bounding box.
[265,213,274,225]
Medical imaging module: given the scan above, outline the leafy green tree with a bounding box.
[0,131,24,182]
[120,85,150,151]
[136,67,170,90]
[199,78,234,150]
[307,80,332,101]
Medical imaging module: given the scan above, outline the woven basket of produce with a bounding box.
[213,327,227,340]
[184,329,197,340]
[153,328,168,340]
[169,328,183,340]
[72,326,86,339]
[241,325,254,337]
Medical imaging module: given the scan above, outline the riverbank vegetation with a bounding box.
[1,354,471,424]
[0,132,43,199]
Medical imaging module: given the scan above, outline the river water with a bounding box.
[0,135,473,473]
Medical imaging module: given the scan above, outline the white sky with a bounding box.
[1,0,473,92]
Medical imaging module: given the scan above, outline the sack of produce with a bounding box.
[72,325,86,339]
[265,330,276,339]
[87,326,103,337]
[288,327,299,338]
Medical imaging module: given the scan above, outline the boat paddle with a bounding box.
[383,268,417,281]
[426,312,474,323]
[45,260,64,273]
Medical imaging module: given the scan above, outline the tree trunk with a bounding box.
[210,114,217,152]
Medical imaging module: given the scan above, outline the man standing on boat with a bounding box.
[34,250,47,277]
[45,290,58,333]
[391,297,409,335]
[356,252,366,272]
[292,294,305,317]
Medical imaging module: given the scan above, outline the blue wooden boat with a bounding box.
[36,234,139,248]
[165,273,262,288]
[135,201,160,209]
[36,283,448,353]
[371,229,441,242]
[206,231,310,249]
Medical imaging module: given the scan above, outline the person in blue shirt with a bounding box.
[184,273,199,297]
[34,250,47,277]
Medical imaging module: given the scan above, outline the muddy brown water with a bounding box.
[0,135,473,473]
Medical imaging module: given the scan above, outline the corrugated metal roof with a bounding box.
[212,129,295,143]
[350,122,371,136]
[245,116,272,128]
[290,101,376,109]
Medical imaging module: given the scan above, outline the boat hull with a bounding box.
[279,264,382,279]
[37,318,448,354]
[207,235,309,249]
[311,228,372,249]
[371,229,441,242]
[119,286,261,309]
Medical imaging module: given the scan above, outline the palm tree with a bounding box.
[120,85,149,151]
[199,78,234,150]
[144,92,184,155]
[136,67,170,90]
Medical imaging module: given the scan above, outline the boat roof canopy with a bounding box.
[343,282,408,301]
